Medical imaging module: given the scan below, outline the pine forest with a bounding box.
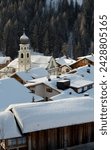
[0,0,94,59]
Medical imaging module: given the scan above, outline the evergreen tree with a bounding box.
[0,0,94,59]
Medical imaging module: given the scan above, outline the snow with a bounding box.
[14,67,48,82]
[0,78,43,111]
[31,55,52,68]
[56,56,76,66]
[78,54,94,63]
[7,58,18,69]
[46,0,83,7]
[70,79,93,88]
[74,65,94,81]
[0,111,21,139]
[50,88,94,100]
[25,67,93,92]
[7,55,53,69]
[0,57,11,64]
[12,97,93,133]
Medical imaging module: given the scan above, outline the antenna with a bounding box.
[32,96,35,102]
[23,27,25,32]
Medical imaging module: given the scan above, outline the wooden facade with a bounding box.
[70,58,94,70]
[28,122,94,150]
[0,122,94,150]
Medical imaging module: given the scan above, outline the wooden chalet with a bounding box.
[70,55,94,69]
[0,97,94,150]
[0,122,94,150]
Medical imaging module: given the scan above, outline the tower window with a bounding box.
[27,53,29,58]
[21,53,23,58]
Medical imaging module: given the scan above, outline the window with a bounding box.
[8,139,16,146]
[77,88,82,93]
[50,61,54,68]
[7,137,26,147]
[46,88,52,93]
[87,84,93,90]
[21,53,23,58]
[66,68,69,72]
[24,47,26,50]
[27,53,29,58]
[18,137,26,145]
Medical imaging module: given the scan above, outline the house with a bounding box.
[70,79,94,93]
[26,81,61,101]
[25,67,94,100]
[11,67,48,84]
[59,65,72,74]
[56,56,76,74]
[0,78,43,111]
[70,54,94,69]
[30,55,58,75]
[0,97,94,150]
[69,64,94,82]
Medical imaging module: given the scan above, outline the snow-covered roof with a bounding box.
[31,55,52,68]
[0,78,43,111]
[12,97,93,133]
[7,58,18,69]
[74,65,94,81]
[0,57,11,64]
[25,71,93,91]
[7,55,53,69]
[70,79,93,88]
[56,56,76,66]
[50,88,94,100]
[77,54,94,62]
[13,67,48,82]
[0,111,21,139]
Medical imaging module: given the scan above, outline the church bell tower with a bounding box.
[18,30,31,71]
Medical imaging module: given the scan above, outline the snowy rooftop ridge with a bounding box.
[77,54,94,62]
[12,97,93,133]
[56,56,76,66]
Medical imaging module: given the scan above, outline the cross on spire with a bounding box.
[23,28,25,34]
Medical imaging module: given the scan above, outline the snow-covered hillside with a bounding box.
[46,0,83,8]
